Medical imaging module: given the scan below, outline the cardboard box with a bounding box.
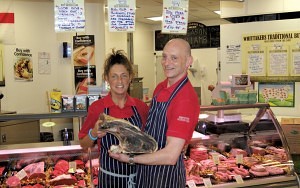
[75,95,87,112]
[281,118,300,154]
[87,94,100,108]
[50,91,62,113]
[62,95,75,112]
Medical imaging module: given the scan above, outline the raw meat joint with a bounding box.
[3,158,99,187]
[98,113,158,154]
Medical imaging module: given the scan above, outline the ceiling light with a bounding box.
[146,16,163,21]
[42,121,56,127]
[214,10,221,15]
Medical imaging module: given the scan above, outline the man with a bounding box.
[109,38,200,188]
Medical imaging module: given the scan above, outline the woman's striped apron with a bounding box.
[136,76,188,188]
[98,106,143,188]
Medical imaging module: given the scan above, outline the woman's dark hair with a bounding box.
[103,49,134,79]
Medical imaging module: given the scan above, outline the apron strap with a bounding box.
[100,167,136,188]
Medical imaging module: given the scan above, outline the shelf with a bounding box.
[0,111,87,121]
[200,103,270,111]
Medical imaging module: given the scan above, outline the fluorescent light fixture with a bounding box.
[199,113,209,119]
[214,10,221,15]
[146,16,163,21]
[42,121,56,127]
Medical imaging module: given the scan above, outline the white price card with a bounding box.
[15,169,27,180]
[186,180,197,188]
[234,175,244,184]
[68,161,77,173]
[236,154,243,164]
[203,178,212,187]
[212,153,220,165]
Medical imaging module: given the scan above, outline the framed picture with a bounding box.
[258,82,295,107]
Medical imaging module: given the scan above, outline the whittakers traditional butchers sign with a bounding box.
[162,0,189,34]
[241,31,300,80]
[108,0,135,32]
[54,0,85,32]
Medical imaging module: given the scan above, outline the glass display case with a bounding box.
[187,103,300,188]
[0,112,100,187]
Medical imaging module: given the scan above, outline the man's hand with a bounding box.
[108,150,130,163]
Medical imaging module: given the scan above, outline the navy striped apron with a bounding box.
[98,106,143,188]
[136,76,188,188]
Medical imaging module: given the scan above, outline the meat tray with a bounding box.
[0,144,99,187]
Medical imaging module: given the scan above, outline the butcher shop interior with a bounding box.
[1,0,300,187]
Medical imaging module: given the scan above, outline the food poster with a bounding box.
[162,0,189,34]
[13,48,33,81]
[73,35,95,66]
[108,0,135,32]
[74,65,96,94]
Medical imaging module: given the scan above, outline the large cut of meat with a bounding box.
[23,161,46,180]
[6,176,21,187]
[98,113,158,154]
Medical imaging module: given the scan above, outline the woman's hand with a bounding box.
[93,119,106,139]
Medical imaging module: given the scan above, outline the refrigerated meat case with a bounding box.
[189,103,300,188]
[0,112,100,187]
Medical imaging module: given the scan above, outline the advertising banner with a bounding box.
[13,48,33,81]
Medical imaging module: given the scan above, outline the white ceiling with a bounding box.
[97,0,233,25]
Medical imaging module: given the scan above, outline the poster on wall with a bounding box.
[13,48,33,81]
[54,0,85,32]
[291,45,300,75]
[74,65,96,94]
[258,82,294,107]
[38,52,51,74]
[268,43,288,76]
[73,35,95,66]
[0,44,4,86]
[241,31,300,81]
[108,0,135,32]
[162,0,189,34]
[246,44,265,76]
[225,44,241,64]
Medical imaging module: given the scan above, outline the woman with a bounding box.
[78,49,149,188]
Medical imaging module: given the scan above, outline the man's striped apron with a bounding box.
[136,76,188,188]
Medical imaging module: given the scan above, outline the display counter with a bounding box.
[0,112,101,187]
[0,106,299,187]
[186,103,300,188]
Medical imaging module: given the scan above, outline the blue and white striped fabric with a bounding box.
[98,106,142,188]
[136,76,188,188]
